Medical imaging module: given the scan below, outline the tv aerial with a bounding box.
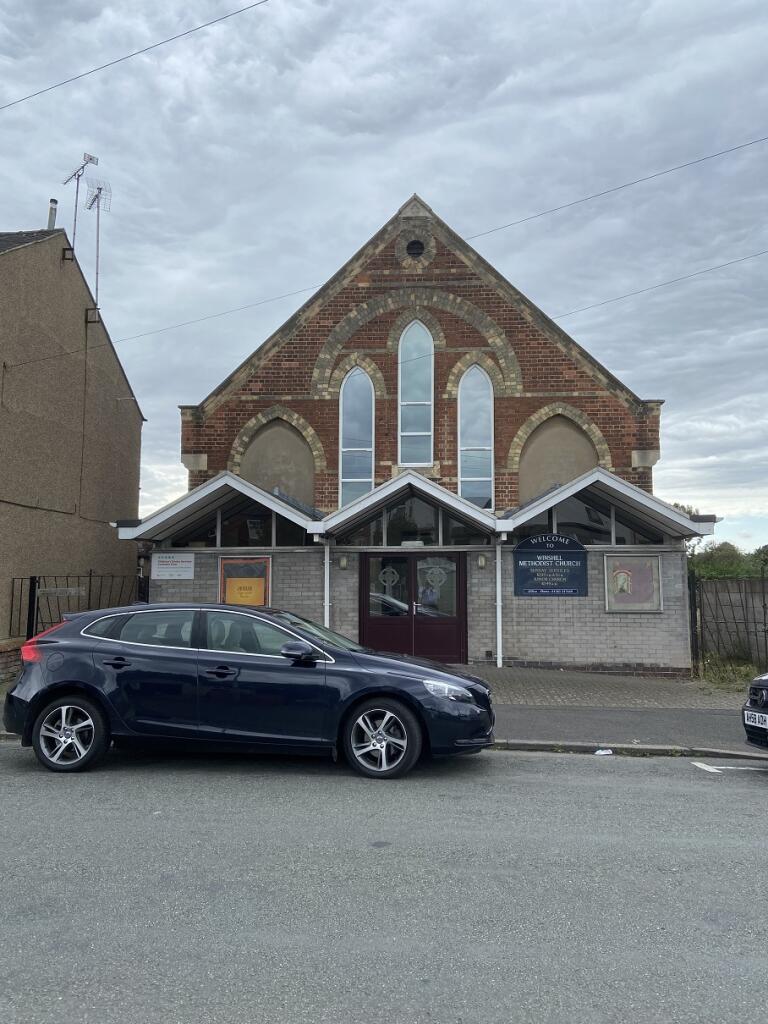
[84,178,111,306]
[62,152,98,249]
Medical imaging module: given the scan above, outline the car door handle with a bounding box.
[204,667,237,679]
[103,656,130,669]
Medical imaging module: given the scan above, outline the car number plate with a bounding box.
[744,709,768,730]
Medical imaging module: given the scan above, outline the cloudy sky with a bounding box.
[2,0,767,546]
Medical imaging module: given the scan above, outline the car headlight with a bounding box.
[423,679,474,703]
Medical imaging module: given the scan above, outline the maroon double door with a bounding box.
[360,552,467,664]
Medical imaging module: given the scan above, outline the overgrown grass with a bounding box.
[698,653,762,692]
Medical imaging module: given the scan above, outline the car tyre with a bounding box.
[32,696,110,773]
[343,698,422,779]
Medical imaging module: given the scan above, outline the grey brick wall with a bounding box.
[149,549,324,623]
[467,551,497,664]
[501,549,691,671]
[330,551,360,641]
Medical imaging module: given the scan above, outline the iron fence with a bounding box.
[9,572,148,639]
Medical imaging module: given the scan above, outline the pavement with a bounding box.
[1,743,766,1024]
[463,664,755,757]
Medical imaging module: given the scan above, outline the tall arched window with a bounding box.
[458,365,494,509]
[339,367,375,506]
[398,320,434,466]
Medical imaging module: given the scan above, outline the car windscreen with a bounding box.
[271,613,365,653]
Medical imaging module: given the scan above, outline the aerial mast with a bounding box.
[84,178,112,306]
[62,152,98,249]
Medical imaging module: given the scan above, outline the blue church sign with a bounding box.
[514,534,588,597]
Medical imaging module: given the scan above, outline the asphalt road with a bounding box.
[1,744,766,1024]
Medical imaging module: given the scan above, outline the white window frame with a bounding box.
[339,367,375,508]
[458,364,494,510]
[398,320,434,467]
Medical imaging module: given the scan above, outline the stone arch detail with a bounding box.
[507,402,613,473]
[228,405,327,474]
[443,351,507,398]
[310,287,523,398]
[328,354,387,399]
[386,309,447,352]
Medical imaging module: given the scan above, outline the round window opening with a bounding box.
[406,239,425,258]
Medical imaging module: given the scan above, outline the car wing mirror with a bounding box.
[280,640,318,665]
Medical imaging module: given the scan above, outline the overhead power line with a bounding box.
[4,247,767,371]
[0,0,272,113]
[553,249,768,318]
[465,133,768,240]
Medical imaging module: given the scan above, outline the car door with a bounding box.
[197,609,329,746]
[91,608,199,736]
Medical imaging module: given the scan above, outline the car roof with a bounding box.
[76,603,295,620]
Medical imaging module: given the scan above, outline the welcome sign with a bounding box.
[513,534,588,597]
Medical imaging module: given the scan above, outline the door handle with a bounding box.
[103,656,130,669]
[204,667,237,679]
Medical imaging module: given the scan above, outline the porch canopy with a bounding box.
[116,466,714,545]
[116,471,322,543]
[496,467,717,541]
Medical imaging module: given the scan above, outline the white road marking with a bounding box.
[691,761,768,774]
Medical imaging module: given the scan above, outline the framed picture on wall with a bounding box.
[604,554,662,613]
[219,556,271,606]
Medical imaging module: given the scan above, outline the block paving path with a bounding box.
[461,665,745,710]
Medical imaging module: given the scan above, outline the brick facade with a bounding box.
[180,197,660,512]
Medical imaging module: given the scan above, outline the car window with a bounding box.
[117,610,195,648]
[205,611,293,656]
[83,614,129,639]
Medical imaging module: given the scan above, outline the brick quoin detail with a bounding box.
[180,197,661,511]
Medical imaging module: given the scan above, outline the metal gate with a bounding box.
[9,573,147,639]
[689,571,768,675]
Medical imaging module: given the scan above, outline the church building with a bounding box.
[118,197,715,673]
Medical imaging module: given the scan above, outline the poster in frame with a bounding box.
[218,556,271,606]
[604,554,662,613]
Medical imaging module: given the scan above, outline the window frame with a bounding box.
[398,320,434,468]
[457,364,494,510]
[339,367,375,507]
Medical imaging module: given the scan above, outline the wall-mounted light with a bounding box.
[338,554,348,570]
[477,553,488,569]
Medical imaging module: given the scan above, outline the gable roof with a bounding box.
[313,469,498,536]
[116,471,322,542]
[496,466,716,538]
[187,195,658,419]
[0,229,64,255]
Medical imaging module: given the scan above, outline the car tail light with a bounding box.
[20,622,67,663]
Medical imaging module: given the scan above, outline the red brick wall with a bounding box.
[182,226,660,513]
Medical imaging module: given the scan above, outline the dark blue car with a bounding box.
[3,604,494,778]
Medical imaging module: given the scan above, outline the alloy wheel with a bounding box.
[351,709,408,773]
[38,705,95,766]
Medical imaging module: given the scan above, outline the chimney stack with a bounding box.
[47,198,58,229]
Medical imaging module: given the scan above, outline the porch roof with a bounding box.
[310,471,498,535]
[496,467,716,539]
[115,471,322,542]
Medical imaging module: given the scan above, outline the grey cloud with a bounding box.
[1,0,767,543]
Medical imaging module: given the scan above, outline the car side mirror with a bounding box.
[280,640,318,666]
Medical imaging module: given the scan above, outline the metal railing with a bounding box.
[9,572,147,639]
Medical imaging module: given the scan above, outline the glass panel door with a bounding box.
[363,556,413,657]
[413,554,465,662]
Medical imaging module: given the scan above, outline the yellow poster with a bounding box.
[224,577,266,606]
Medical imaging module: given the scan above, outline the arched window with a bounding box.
[339,367,375,506]
[398,320,434,466]
[458,365,494,509]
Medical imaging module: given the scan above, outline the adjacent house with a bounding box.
[118,196,715,673]
[0,225,143,662]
